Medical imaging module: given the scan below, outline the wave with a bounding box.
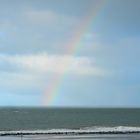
[0,126,140,136]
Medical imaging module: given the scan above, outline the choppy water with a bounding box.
[0,108,140,140]
[0,108,140,130]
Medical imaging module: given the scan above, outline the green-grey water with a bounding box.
[0,108,139,131]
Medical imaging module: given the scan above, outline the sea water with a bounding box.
[0,108,140,140]
[1,134,140,140]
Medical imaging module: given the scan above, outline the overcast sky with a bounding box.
[0,0,140,107]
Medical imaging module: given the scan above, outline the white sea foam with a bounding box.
[0,126,140,136]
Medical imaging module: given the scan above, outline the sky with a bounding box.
[0,0,140,107]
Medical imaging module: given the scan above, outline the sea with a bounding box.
[0,108,140,140]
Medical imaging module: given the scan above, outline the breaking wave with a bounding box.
[0,126,140,136]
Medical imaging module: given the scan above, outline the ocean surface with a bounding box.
[0,108,140,140]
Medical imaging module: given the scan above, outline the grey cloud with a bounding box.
[96,0,140,34]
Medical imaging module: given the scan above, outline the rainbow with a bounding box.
[42,1,107,106]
